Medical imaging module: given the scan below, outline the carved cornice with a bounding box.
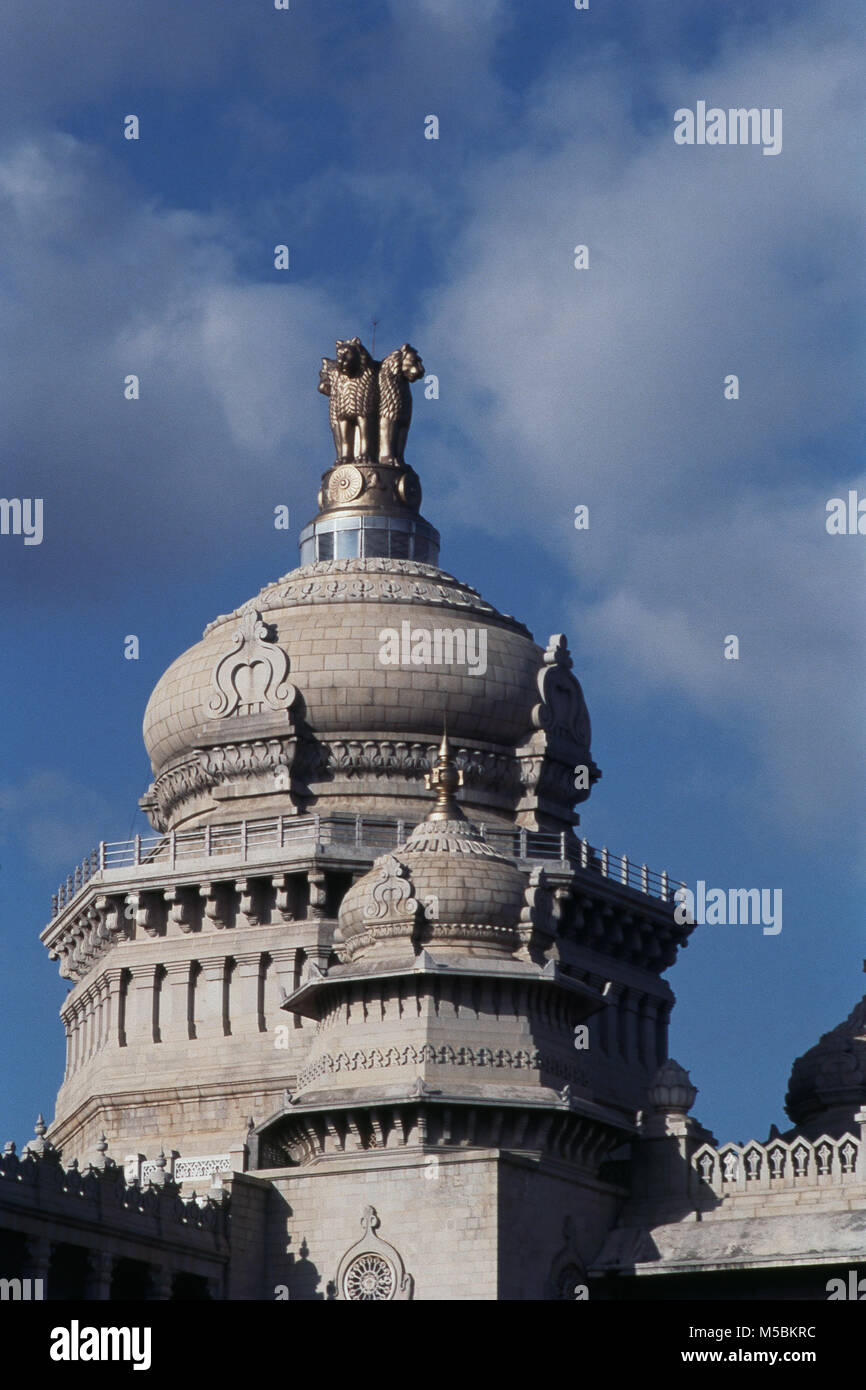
[142,735,318,831]
[202,559,532,638]
[262,1094,623,1171]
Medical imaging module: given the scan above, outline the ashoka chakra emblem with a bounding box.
[328,464,364,504]
[397,470,421,508]
[344,1253,395,1301]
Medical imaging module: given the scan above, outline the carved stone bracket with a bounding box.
[236,878,259,927]
[307,871,327,922]
[164,888,192,935]
[517,867,559,964]
[199,882,227,930]
[272,874,295,923]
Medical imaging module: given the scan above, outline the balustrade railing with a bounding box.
[692,1133,862,1196]
[51,811,682,917]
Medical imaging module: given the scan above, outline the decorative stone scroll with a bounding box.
[545,1216,589,1300]
[362,855,418,921]
[515,634,601,831]
[208,609,297,719]
[516,867,559,963]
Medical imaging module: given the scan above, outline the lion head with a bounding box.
[384,343,424,382]
[336,337,374,378]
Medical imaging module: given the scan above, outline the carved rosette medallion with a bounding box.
[344,1254,395,1301]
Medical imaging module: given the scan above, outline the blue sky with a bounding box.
[0,0,863,1152]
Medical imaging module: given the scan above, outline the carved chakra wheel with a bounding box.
[397,469,422,509]
[343,1253,396,1301]
[327,463,365,504]
[334,1205,414,1301]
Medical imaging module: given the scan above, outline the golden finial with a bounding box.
[424,727,465,821]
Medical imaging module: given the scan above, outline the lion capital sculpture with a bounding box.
[318,337,379,463]
[318,336,425,466]
[378,343,424,464]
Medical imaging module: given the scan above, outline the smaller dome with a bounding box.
[647,1059,697,1113]
[338,736,526,962]
[785,993,866,1137]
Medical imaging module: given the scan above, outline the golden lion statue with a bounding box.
[378,344,424,464]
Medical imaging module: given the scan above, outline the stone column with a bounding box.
[618,987,641,1061]
[77,994,90,1067]
[82,987,97,1063]
[61,1003,75,1079]
[232,952,265,1036]
[147,1265,174,1301]
[267,947,299,1032]
[92,980,105,1056]
[640,997,658,1067]
[125,964,160,1044]
[162,961,192,1042]
[70,1001,85,1075]
[103,967,125,1049]
[196,956,228,1040]
[84,1250,115,1300]
[23,1236,53,1297]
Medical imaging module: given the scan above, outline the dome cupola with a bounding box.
[336,734,527,963]
[785,991,866,1138]
[140,335,598,836]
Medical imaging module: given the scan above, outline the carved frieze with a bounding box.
[202,558,530,636]
[142,734,312,830]
[297,1042,590,1092]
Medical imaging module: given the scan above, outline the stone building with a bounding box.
[1,336,863,1300]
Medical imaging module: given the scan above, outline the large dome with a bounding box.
[139,333,598,834]
[141,556,549,830]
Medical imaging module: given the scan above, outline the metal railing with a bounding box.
[52,811,681,916]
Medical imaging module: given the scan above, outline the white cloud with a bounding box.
[0,133,343,590]
[417,4,865,846]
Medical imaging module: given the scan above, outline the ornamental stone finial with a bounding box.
[648,1059,698,1113]
[423,730,465,822]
